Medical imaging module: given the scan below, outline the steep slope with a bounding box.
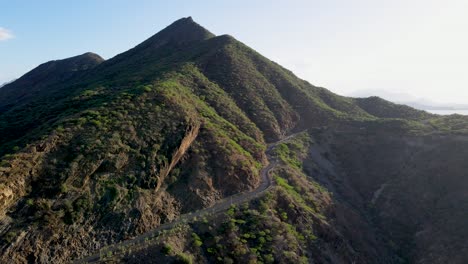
[0,52,104,155]
[0,17,467,264]
[182,34,376,140]
[0,72,266,263]
[321,128,468,263]
[95,133,397,264]
[0,52,104,111]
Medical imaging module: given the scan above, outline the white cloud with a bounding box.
[0,27,14,41]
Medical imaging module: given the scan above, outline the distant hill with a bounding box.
[405,101,468,111]
[0,17,467,264]
[353,96,433,119]
[350,88,468,111]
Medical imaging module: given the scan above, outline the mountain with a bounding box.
[350,89,468,111]
[0,17,467,264]
[0,52,104,110]
[406,102,468,111]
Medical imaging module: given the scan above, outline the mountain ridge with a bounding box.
[0,17,467,264]
[0,52,104,109]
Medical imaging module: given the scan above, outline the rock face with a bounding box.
[0,17,467,263]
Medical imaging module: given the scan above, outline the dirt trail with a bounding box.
[74,133,301,263]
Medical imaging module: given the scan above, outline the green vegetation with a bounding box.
[274,144,302,169]
[25,198,34,206]
[0,17,467,264]
[116,178,325,263]
[4,231,17,244]
[161,244,172,255]
[115,134,328,263]
[426,114,468,134]
[191,232,203,247]
[273,132,311,169]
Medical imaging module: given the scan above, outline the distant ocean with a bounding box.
[425,109,468,115]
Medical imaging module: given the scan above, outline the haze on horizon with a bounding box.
[1,0,467,105]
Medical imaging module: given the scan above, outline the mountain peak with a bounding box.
[162,16,213,38]
[0,52,104,111]
[184,16,194,21]
[138,17,215,49]
[79,52,105,62]
[101,17,216,68]
[174,16,194,24]
[21,52,104,79]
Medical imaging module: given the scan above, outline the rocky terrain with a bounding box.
[0,17,467,263]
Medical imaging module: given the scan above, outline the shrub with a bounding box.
[191,232,203,247]
[161,244,172,255]
[5,231,17,243]
[264,254,274,263]
[175,253,192,264]
[90,119,102,127]
[60,184,68,193]
[26,199,34,206]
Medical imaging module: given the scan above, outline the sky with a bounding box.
[1,0,467,104]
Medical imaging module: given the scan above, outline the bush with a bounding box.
[90,119,102,127]
[175,253,192,264]
[5,231,17,243]
[60,184,68,193]
[191,232,203,247]
[161,244,172,255]
[143,86,152,92]
[26,199,34,206]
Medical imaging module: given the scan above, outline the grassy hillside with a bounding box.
[0,17,467,263]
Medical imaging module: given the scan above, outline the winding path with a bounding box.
[75,133,300,263]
